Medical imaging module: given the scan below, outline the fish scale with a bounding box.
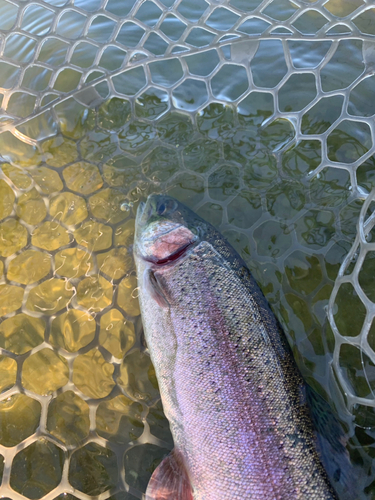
[135,194,338,500]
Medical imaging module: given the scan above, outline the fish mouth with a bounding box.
[136,201,146,225]
[137,201,146,217]
[135,195,198,265]
[140,224,197,266]
[149,239,195,265]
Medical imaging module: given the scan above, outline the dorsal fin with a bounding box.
[145,449,193,500]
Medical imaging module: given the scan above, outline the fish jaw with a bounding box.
[134,194,198,264]
[137,220,196,264]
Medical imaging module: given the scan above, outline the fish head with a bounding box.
[135,194,207,264]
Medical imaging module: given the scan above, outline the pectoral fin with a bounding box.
[144,268,170,309]
[145,449,193,500]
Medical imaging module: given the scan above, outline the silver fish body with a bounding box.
[134,194,338,500]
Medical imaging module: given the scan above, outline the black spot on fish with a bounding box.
[333,468,341,482]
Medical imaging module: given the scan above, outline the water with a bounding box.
[0,0,375,498]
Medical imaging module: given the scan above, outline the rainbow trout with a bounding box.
[134,194,338,500]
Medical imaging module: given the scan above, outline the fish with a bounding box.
[133,193,339,500]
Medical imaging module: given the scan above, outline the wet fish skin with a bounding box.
[134,194,338,500]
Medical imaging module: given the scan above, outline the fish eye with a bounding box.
[156,199,177,216]
[157,203,167,215]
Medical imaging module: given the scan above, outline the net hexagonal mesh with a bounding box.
[0,0,374,498]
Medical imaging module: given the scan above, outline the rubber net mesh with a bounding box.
[0,0,375,498]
